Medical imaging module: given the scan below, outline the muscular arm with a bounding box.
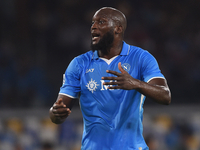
[135,78,171,105]
[49,94,76,124]
[102,62,171,105]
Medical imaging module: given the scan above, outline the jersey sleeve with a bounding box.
[59,57,81,98]
[141,51,165,83]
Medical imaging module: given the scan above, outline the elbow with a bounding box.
[165,97,171,105]
[163,90,171,105]
[158,96,171,105]
[156,88,171,105]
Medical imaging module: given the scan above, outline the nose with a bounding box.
[91,21,97,30]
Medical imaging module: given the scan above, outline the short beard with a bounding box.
[91,29,114,55]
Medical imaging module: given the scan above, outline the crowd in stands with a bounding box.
[0,108,200,150]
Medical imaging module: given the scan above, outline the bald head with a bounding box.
[91,7,127,54]
[94,7,127,34]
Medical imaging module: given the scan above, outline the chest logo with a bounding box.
[86,68,94,73]
[121,63,131,72]
[86,78,99,93]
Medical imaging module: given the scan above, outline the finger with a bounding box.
[118,62,127,74]
[67,108,71,115]
[55,98,66,107]
[56,98,63,104]
[53,109,71,116]
[106,70,121,76]
[103,81,120,85]
[101,76,119,80]
[107,86,121,89]
[52,107,70,114]
[54,113,68,117]
[53,103,66,109]
[52,107,65,113]
[54,108,71,118]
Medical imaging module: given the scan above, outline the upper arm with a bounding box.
[140,52,171,104]
[148,77,169,88]
[141,51,165,82]
[59,57,82,98]
[148,77,171,104]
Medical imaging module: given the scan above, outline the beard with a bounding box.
[91,29,114,55]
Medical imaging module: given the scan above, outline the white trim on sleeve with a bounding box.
[59,93,77,99]
[147,77,165,83]
[140,94,144,112]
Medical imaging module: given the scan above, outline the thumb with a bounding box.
[118,62,127,74]
[56,98,64,104]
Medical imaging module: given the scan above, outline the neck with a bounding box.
[98,40,123,59]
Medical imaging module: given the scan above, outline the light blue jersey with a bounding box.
[59,41,164,150]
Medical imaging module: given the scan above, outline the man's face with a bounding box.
[90,10,115,53]
[91,28,114,54]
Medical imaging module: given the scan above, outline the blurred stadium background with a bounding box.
[0,0,200,149]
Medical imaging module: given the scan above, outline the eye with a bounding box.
[99,20,105,24]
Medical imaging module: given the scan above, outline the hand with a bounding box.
[51,98,71,120]
[101,62,140,90]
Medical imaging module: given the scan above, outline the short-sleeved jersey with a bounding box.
[59,41,164,150]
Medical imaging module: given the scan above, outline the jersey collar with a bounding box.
[120,41,130,56]
[92,41,130,59]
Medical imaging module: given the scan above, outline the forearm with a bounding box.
[136,80,171,105]
[102,67,171,104]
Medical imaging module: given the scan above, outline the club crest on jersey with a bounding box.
[121,63,131,72]
[86,78,99,93]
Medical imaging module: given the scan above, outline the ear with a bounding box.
[115,25,123,34]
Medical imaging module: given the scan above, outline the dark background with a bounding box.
[0,1,200,150]
[1,0,200,108]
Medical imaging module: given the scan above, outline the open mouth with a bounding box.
[92,33,100,41]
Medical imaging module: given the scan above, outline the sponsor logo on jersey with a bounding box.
[86,78,99,93]
[86,68,94,73]
[86,79,119,93]
[100,80,117,90]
